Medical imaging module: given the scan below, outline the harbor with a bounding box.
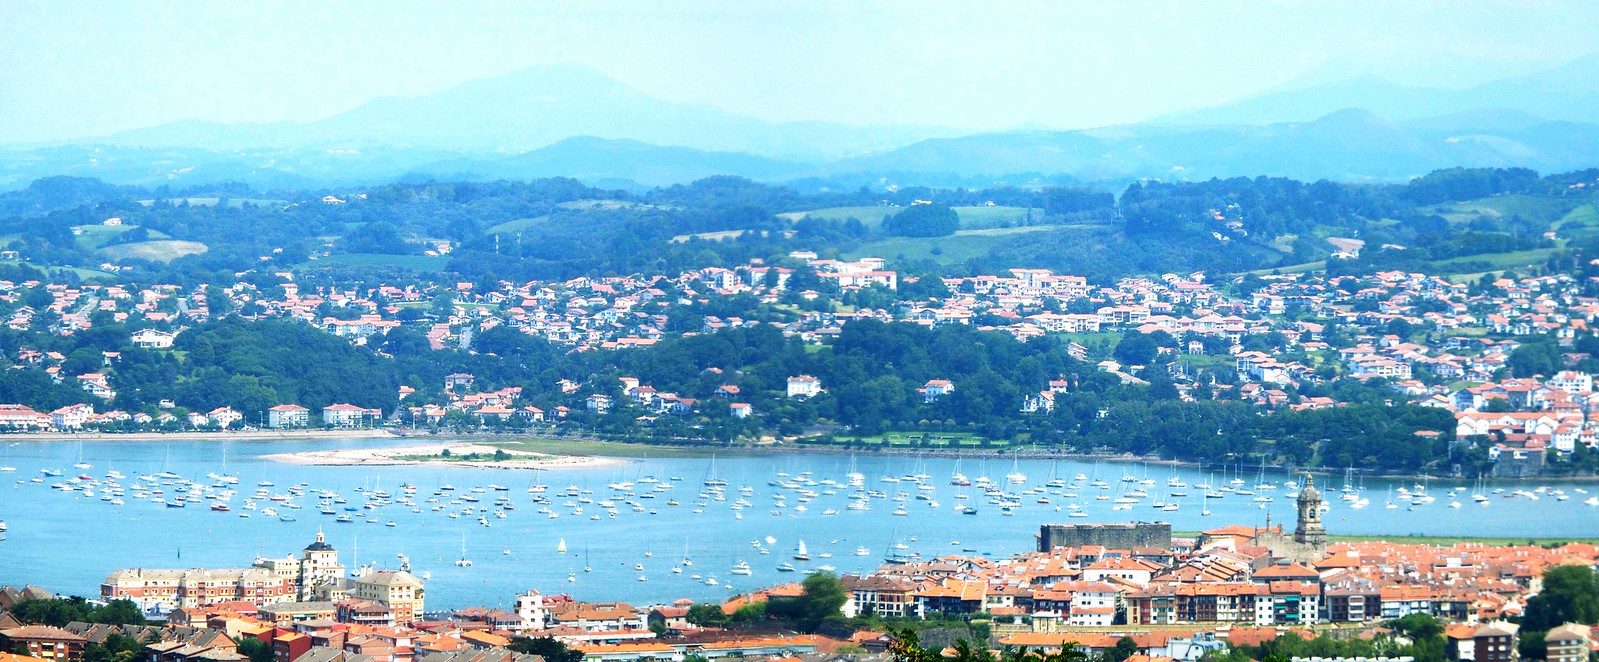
[2,436,1598,610]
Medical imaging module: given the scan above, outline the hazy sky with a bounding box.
[2,0,1596,144]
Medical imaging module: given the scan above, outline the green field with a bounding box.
[782,205,1037,231]
[135,197,285,208]
[299,253,452,272]
[1428,194,1582,225]
[487,215,550,234]
[0,259,117,281]
[843,226,1058,264]
[100,240,207,263]
[1429,246,1564,274]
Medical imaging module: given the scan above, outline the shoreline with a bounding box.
[262,441,627,471]
[0,429,399,443]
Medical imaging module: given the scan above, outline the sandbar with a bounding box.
[262,442,625,470]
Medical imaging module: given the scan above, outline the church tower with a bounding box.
[1294,473,1327,547]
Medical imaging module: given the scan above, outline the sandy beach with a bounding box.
[0,429,399,443]
[262,442,626,470]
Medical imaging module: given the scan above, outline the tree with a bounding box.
[887,629,1088,662]
[1100,637,1139,662]
[1523,565,1599,632]
[685,603,729,627]
[507,637,582,662]
[883,205,959,238]
[237,638,274,662]
[1113,333,1157,366]
[768,571,848,631]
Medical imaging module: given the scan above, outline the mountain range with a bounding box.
[4,56,1599,191]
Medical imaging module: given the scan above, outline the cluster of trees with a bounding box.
[1517,565,1599,658]
[884,204,960,237]
[4,596,151,662]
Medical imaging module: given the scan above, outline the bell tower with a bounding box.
[1294,473,1327,547]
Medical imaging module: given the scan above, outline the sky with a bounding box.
[2,0,1597,144]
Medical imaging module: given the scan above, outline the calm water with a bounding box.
[1,437,1596,611]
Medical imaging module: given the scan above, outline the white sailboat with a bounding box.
[557,538,567,554]
[793,539,810,561]
[455,534,473,567]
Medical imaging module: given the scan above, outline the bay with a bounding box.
[1,436,1596,612]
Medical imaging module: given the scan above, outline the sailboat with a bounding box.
[455,534,473,567]
[556,538,567,554]
[793,539,810,561]
[0,443,15,472]
[1005,452,1027,484]
[703,455,728,487]
[73,441,91,470]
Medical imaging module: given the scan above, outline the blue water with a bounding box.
[1,437,1596,611]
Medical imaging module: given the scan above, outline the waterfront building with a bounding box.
[349,571,425,625]
[252,532,347,601]
[266,405,310,429]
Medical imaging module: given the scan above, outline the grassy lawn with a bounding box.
[298,253,452,272]
[805,431,1005,449]
[100,240,207,263]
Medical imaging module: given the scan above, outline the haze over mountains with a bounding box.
[4,56,1599,191]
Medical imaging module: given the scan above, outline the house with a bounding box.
[76,373,116,400]
[0,624,87,661]
[585,394,612,414]
[729,402,752,419]
[349,570,425,625]
[50,404,94,430]
[786,375,822,399]
[131,329,177,349]
[444,373,475,392]
[207,407,243,429]
[322,404,375,428]
[920,379,954,403]
[267,404,310,429]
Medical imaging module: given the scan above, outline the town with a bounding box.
[2,233,1599,477]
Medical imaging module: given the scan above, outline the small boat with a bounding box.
[776,562,797,572]
[793,540,810,561]
[731,560,752,575]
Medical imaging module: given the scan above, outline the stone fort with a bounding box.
[1037,521,1172,552]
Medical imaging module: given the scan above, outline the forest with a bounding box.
[0,166,1593,288]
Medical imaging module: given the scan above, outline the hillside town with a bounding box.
[1,249,1598,475]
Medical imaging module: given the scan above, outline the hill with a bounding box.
[78,64,957,162]
[1160,54,1599,126]
[413,136,808,187]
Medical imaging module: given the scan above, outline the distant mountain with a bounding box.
[831,109,1599,182]
[410,136,807,187]
[77,64,959,162]
[1160,54,1599,126]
